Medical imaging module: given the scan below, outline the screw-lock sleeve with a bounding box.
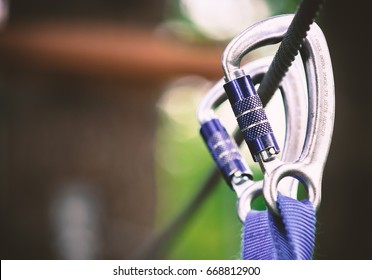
[200,118,252,184]
[224,75,279,161]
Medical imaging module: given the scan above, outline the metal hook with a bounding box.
[221,14,335,216]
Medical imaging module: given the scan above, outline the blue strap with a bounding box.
[242,194,316,260]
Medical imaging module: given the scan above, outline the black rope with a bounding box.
[258,0,324,106]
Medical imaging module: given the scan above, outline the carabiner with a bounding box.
[222,14,335,216]
[198,54,308,221]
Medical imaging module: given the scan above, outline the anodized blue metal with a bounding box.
[200,119,252,185]
[223,75,279,161]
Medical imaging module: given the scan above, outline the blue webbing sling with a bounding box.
[242,194,316,260]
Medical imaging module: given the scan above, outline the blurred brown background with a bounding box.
[0,0,371,260]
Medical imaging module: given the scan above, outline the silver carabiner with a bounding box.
[222,14,335,216]
[198,54,308,221]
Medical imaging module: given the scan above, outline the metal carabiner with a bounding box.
[222,14,335,216]
[198,54,308,221]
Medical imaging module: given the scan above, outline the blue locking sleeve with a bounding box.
[223,75,279,162]
[200,118,252,185]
